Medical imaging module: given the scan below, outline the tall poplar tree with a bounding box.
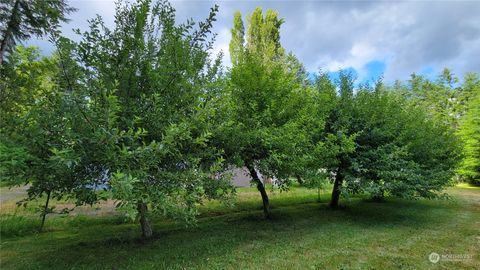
[229,11,244,65]
[222,8,308,218]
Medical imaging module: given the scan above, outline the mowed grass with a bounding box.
[0,184,479,269]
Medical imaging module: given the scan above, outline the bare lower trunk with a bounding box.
[329,171,343,208]
[137,202,153,239]
[371,191,385,202]
[246,163,271,218]
[296,174,304,185]
[39,190,51,231]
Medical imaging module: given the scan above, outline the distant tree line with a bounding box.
[0,0,478,238]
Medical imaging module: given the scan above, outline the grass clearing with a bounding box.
[0,185,479,269]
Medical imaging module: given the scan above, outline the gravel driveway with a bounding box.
[0,185,28,204]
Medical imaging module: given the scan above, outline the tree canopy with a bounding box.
[457,76,480,185]
[219,7,311,218]
[0,1,476,238]
[305,71,462,207]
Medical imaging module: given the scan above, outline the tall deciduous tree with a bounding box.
[0,0,75,65]
[0,46,95,231]
[393,70,480,185]
[397,68,469,130]
[315,70,357,208]
[229,11,244,65]
[54,0,233,238]
[458,78,480,185]
[311,72,461,208]
[245,7,284,62]
[221,8,308,218]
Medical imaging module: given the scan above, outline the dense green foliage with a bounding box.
[458,80,480,185]
[0,0,477,241]
[344,85,460,200]
[395,69,475,129]
[393,70,480,185]
[304,71,462,208]
[0,46,91,230]
[220,7,312,217]
[49,0,234,238]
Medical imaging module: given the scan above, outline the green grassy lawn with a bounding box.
[0,185,479,269]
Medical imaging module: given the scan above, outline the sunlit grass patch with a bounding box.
[0,186,479,269]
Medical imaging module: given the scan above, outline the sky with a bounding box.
[27,0,480,83]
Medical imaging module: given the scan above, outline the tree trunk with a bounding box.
[39,190,51,232]
[246,163,271,218]
[329,170,343,208]
[296,174,304,185]
[371,190,385,202]
[137,202,153,239]
[0,46,4,66]
[0,0,20,65]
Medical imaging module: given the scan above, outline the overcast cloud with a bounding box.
[28,0,480,82]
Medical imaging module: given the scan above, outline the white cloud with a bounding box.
[212,27,231,68]
[29,0,480,81]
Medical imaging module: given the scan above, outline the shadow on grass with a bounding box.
[1,195,466,270]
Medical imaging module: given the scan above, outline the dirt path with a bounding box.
[0,185,28,203]
[0,185,118,216]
